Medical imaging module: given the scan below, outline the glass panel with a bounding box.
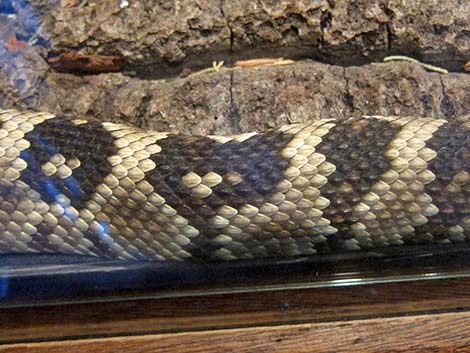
[3,243,470,307]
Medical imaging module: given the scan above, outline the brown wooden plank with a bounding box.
[2,277,470,343]
[2,311,470,353]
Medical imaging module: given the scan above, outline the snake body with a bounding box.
[0,110,468,261]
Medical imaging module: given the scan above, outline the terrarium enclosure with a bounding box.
[0,0,469,306]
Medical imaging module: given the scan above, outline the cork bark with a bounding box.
[1,0,470,134]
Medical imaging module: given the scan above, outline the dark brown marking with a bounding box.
[19,118,117,209]
[315,117,402,250]
[146,131,294,261]
[14,117,119,257]
[415,119,469,241]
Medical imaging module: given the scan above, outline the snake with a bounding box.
[0,109,468,262]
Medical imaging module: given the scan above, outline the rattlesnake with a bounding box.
[0,109,468,262]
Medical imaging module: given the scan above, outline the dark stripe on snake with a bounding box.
[415,120,469,241]
[16,117,118,256]
[315,117,402,250]
[146,130,294,260]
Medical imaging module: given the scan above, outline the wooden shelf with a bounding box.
[1,277,470,351]
[2,311,470,353]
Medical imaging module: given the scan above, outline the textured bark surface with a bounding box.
[1,0,470,134]
[25,0,470,74]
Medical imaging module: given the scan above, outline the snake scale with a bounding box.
[0,109,468,262]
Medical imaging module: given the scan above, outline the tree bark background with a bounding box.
[1,0,470,134]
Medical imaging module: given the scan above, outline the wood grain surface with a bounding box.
[2,278,470,343]
[2,311,470,353]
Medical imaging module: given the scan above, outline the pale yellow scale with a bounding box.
[0,110,97,255]
[88,122,198,260]
[351,116,446,248]
[192,120,339,260]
